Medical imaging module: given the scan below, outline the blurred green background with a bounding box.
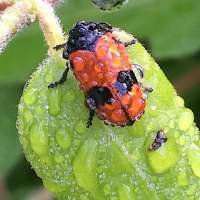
[0,0,200,199]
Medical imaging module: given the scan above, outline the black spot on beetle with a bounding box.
[114,70,138,95]
[86,86,113,109]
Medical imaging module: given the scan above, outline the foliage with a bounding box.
[0,0,200,199]
[17,32,200,199]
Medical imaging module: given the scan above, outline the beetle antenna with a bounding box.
[53,42,67,51]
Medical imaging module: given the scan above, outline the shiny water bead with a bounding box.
[188,145,200,178]
[55,129,72,150]
[111,109,126,122]
[121,94,131,106]
[29,123,49,156]
[104,72,115,81]
[87,80,98,89]
[82,73,90,83]
[130,85,140,97]
[97,45,108,58]
[178,109,194,131]
[128,99,145,116]
[112,56,122,67]
[94,63,102,73]
[23,89,37,105]
[109,43,118,54]
[97,73,104,80]
[146,136,178,174]
[88,59,95,68]
[73,57,85,71]
[104,103,116,111]
[106,51,113,61]
[177,173,189,186]
[127,107,137,117]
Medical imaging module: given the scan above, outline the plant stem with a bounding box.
[0,0,35,53]
[0,0,15,11]
[43,0,63,6]
[33,0,65,55]
[0,0,64,54]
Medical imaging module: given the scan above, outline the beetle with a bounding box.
[149,130,167,151]
[48,21,152,128]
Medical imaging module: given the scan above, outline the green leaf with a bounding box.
[59,0,200,59]
[91,0,128,11]
[6,157,42,200]
[0,23,46,84]
[0,84,22,176]
[17,29,200,199]
[183,84,200,128]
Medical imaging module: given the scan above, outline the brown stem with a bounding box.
[0,0,64,53]
[174,65,200,95]
[0,178,9,200]
[0,1,14,11]
[44,0,63,6]
[34,0,65,53]
[0,1,35,53]
[28,188,54,200]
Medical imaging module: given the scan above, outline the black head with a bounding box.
[66,21,112,55]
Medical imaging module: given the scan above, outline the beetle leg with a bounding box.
[48,67,69,88]
[138,82,153,94]
[53,42,69,59]
[124,39,138,47]
[87,109,95,128]
[53,42,67,51]
[143,86,153,93]
[113,37,138,47]
[85,95,97,128]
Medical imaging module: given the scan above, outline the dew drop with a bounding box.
[169,120,175,128]
[118,184,135,200]
[174,96,184,107]
[55,128,72,150]
[178,135,186,146]
[80,194,89,200]
[43,179,67,193]
[23,89,37,105]
[178,109,194,131]
[29,123,49,156]
[73,139,98,194]
[75,121,86,134]
[64,91,75,102]
[44,71,54,83]
[97,45,108,58]
[23,110,33,124]
[146,136,178,174]
[54,153,65,164]
[188,144,200,178]
[48,88,61,116]
[103,184,111,195]
[73,57,85,71]
[177,173,189,186]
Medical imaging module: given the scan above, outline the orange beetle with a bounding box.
[49,21,152,127]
